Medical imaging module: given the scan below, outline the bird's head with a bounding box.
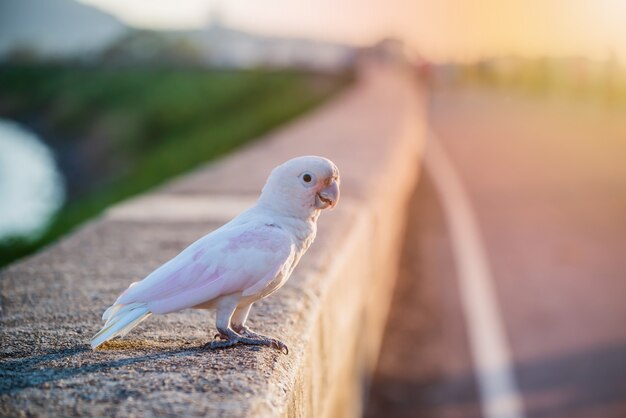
[258,156,340,218]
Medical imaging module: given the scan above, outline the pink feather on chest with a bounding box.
[224,228,285,253]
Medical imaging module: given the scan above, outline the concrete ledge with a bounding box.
[0,65,425,417]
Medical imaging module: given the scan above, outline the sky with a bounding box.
[78,0,626,62]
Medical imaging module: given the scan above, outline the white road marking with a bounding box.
[425,132,526,418]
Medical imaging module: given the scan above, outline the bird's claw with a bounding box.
[204,334,288,354]
[239,336,289,354]
[235,327,289,354]
[205,340,235,349]
[273,340,289,355]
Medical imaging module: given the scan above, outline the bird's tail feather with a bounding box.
[102,304,121,322]
[91,303,152,349]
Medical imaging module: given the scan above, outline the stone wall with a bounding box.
[0,64,425,417]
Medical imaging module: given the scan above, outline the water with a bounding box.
[0,119,65,241]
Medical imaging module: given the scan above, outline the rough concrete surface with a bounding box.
[0,65,425,417]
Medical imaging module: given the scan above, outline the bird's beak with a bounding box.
[315,180,339,209]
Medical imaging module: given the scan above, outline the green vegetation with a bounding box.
[0,65,353,268]
[451,57,626,107]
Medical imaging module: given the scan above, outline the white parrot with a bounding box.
[91,156,340,353]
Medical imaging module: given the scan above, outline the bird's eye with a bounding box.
[300,172,316,187]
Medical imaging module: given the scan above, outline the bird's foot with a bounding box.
[205,327,288,354]
[235,326,260,338]
[235,327,288,354]
[213,332,228,340]
[204,328,239,349]
[206,338,240,349]
[238,335,288,354]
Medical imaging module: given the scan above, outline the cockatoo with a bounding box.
[91,156,340,354]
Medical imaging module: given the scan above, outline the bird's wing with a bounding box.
[116,222,295,314]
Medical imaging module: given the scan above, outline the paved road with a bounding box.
[366,87,626,418]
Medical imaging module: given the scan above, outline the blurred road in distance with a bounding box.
[366,85,626,418]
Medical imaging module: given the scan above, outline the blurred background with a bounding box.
[2,0,626,267]
[1,1,626,416]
